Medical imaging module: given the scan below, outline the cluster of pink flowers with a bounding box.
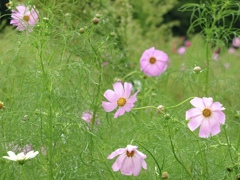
[10,4,39,32]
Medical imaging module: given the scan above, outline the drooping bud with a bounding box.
[162,172,169,179]
[79,28,85,34]
[93,17,99,24]
[95,14,101,18]
[0,101,4,109]
[193,66,201,74]
[157,105,165,114]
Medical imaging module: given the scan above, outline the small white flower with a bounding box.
[3,150,39,164]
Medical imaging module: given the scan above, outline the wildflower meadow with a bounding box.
[0,0,240,179]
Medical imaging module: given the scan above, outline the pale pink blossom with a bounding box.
[102,82,139,118]
[81,111,100,125]
[177,46,186,55]
[107,145,147,176]
[232,37,240,47]
[184,40,191,47]
[140,47,168,76]
[10,5,39,32]
[228,47,235,54]
[186,97,225,138]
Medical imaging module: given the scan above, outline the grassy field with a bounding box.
[0,0,240,179]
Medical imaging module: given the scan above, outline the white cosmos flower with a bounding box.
[3,150,39,163]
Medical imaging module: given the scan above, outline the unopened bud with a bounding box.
[114,78,123,83]
[0,101,4,109]
[79,28,85,34]
[164,113,171,120]
[93,17,99,24]
[43,17,49,23]
[157,105,165,114]
[193,66,201,74]
[95,14,101,18]
[162,172,169,179]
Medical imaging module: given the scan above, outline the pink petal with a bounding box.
[107,148,125,159]
[190,97,205,109]
[123,82,132,99]
[199,119,210,138]
[142,159,147,169]
[102,101,117,112]
[154,50,168,62]
[187,115,204,131]
[186,108,202,120]
[113,82,124,97]
[112,154,126,171]
[120,157,134,175]
[211,102,225,111]
[123,103,134,112]
[114,107,126,118]
[211,111,225,124]
[208,117,220,136]
[104,90,118,103]
[202,97,213,108]
[132,156,142,176]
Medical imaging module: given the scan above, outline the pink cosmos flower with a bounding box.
[10,5,39,32]
[177,46,186,55]
[186,97,225,138]
[81,111,100,125]
[184,40,191,47]
[140,47,168,76]
[232,37,240,47]
[102,82,139,118]
[107,145,147,176]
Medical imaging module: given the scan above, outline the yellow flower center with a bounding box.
[23,15,30,22]
[117,98,126,107]
[202,108,211,117]
[149,57,156,64]
[126,150,134,157]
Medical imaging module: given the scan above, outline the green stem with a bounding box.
[167,123,192,178]
[205,42,210,96]
[133,106,157,110]
[166,97,194,109]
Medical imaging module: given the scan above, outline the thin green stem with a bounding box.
[167,123,192,178]
[166,97,194,109]
[133,106,157,110]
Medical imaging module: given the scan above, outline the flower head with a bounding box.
[102,82,139,118]
[177,46,186,55]
[3,150,39,164]
[232,37,240,48]
[186,97,225,138]
[107,145,147,176]
[81,111,100,125]
[140,47,168,76]
[10,5,39,32]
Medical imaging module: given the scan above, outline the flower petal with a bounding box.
[107,148,126,159]
[187,115,204,131]
[123,82,132,99]
[199,119,210,138]
[208,117,220,136]
[113,82,124,97]
[114,107,126,118]
[132,156,142,176]
[211,111,225,124]
[120,157,134,176]
[104,90,118,103]
[202,97,213,108]
[190,97,205,109]
[186,108,202,120]
[102,102,117,112]
[112,154,126,172]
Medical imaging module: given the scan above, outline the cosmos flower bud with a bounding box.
[162,172,169,179]
[93,17,99,24]
[157,105,165,114]
[193,66,201,74]
[79,28,85,34]
[0,101,4,109]
[95,13,101,18]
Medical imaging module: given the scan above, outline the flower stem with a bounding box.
[167,122,192,178]
[165,97,194,109]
